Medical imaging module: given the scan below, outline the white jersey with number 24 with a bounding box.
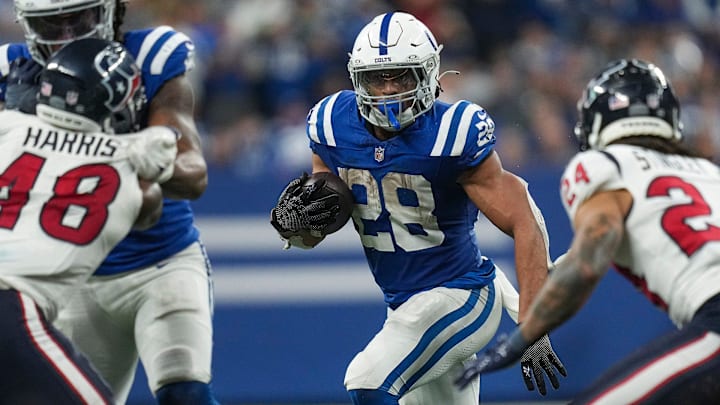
[560,144,720,327]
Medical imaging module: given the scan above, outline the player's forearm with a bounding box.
[494,174,551,321]
[514,227,551,322]
[147,76,207,199]
[161,149,208,199]
[521,211,620,341]
[521,252,597,342]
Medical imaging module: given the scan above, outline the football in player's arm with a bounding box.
[456,59,720,404]
[272,11,566,405]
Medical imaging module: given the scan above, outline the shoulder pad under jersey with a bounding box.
[560,149,624,223]
[430,100,496,166]
[306,90,355,147]
[122,26,195,100]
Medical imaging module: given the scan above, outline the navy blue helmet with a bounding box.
[36,37,145,133]
[574,58,682,150]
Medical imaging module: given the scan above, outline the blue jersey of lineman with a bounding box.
[0,26,200,275]
[308,90,497,307]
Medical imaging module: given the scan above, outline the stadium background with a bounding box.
[2,0,719,403]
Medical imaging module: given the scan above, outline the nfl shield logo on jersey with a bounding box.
[374,146,385,163]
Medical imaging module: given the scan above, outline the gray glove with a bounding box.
[519,334,567,395]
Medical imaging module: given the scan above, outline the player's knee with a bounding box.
[151,345,211,390]
[348,389,399,405]
[155,381,218,405]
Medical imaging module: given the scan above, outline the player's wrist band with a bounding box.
[507,328,531,353]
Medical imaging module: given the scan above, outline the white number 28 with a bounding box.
[338,168,444,252]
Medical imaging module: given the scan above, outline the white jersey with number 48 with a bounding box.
[0,110,143,321]
[560,143,720,327]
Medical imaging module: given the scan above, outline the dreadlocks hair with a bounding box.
[611,136,702,159]
[113,0,128,42]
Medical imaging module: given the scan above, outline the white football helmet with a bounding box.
[348,12,443,131]
[14,0,117,64]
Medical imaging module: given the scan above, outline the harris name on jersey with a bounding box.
[23,126,120,158]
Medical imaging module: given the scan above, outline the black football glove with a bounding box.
[270,172,341,239]
[5,57,42,113]
[519,334,567,395]
[455,331,567,396]
[455,330,529,389]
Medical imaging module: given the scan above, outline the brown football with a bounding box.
[302,172,354,234]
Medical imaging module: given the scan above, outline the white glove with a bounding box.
[124,126,179,183]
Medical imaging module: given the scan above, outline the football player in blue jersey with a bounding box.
[2,1,218,404]
[271,11,567,404]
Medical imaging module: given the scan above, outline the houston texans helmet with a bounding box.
[348,12,443,131]
[574,58,682,150]
[36,37,145,133]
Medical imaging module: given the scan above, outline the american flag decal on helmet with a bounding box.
[40,81,52,97]
[608,93,629,111]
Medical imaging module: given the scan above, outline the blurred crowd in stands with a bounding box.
[2,0,719,179]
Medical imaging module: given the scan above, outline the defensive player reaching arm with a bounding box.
[272,11,566,405]
[2,1,217,404]
[0,37,177,405]
[455,59,720,404]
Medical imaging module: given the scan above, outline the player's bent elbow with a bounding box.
[194,173,209,198]
[163,170,208,200]
[183,174,208,200]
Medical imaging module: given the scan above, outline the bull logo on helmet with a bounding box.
[94,43,142,113]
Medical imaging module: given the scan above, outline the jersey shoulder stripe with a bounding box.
[431,100,495,159]
[134,26,174,69]
[123,26,195,100]
[307,91,344,147]
[130,26,193,74]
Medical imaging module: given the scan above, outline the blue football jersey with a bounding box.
[0,27,200,275]
[308,90,497,306]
